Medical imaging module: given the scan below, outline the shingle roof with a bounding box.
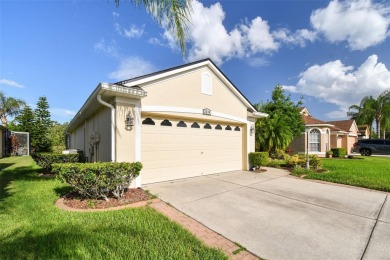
[358,125,369,130]
[326,120,355,132]
[302,115,328,125]
[301,115,344,131]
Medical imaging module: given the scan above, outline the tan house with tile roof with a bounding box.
[288,108,358,157]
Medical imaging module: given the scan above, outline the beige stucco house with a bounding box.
[66,59,267,187]
[357,125,370,139]
[288,107,358,157]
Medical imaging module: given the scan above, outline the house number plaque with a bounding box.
[203,108,211,115]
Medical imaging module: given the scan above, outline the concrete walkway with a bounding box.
[145,168,390,260]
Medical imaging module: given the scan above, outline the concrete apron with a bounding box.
[145,167,390,260]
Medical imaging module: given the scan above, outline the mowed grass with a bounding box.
[0,156,227,259]
[304,156,390,192]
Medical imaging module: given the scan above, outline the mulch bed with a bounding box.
[62,188,153,210]
[253,168,267,173]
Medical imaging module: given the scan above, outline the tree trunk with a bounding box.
[376,120,381,139]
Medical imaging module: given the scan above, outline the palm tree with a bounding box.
[348,90,390,139]
[0,91,26,126]
[256,114,294,151]
[115,0,191,55]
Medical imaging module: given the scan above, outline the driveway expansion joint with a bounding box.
[246,185,380,221]
[360,193,388,260]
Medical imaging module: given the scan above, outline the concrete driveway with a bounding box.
[145,168,390,260]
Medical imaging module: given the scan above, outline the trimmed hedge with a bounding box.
[331,148,346,158]
[249,152,269,168]
[53,162,142,200]
[32,153,80,173]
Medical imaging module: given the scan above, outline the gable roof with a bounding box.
[301,114,345,132]
[116,58,258,113]
[302,115,329,125]
[298,107,312,116]
[327,120,356,132]
[357,125,370,136]
[67,58,264,132]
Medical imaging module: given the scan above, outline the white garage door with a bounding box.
[141,117,243,184]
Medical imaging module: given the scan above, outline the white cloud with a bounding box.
[115,23,144,39]
[0,79,24,88]
[108,57,155,81]
[284,54,390,118]
[247,57,270,67]
[112,12,120,17]
[325,110,349,119]
[94,39,118,57]
[183,1,245,64]
[310,0,390,50]
[50,108,76,118]
[273,29,317,47]
[159,0,315,65]
[241,17,279,53]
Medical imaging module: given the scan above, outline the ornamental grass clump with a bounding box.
[53,162,142,201]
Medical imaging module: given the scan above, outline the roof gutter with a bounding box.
[97,94,115,162]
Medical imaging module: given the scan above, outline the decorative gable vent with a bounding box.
[201,72,212,95]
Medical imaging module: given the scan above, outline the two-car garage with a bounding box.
[141,116,244,184]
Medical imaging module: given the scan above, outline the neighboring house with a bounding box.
[357,125,370,139]
[288,107,358,156]
[327,119,359,154]
[66,59,267,187]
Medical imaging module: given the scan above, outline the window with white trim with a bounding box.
[309,129,321,152]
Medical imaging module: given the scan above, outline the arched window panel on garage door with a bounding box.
[234,126,240,131]
[142,118,155,125]
[161,119,172,126]
[215,124,222,130]
[225,125,232,130]
[204,123,212,129]
[191,122,200,128]
[177,121,187,127]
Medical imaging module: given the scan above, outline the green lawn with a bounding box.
[304,156,390,192]
[0,156,227,259]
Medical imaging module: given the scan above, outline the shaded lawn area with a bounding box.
[304,156,390,192]
[0,156,227,259]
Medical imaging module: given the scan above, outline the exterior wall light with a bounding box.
[250,124,255,136]
[125,112,134,131]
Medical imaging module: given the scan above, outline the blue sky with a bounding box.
[1,0,390,123]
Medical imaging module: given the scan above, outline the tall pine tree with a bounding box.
[32,96,52,152]
[13,105,35,133]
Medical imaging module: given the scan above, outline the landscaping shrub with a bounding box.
[32,152,80,173]
[285,154,304,168]
[249,152,269,168]
[309,154,322,170]
[285,154,322,169]
[266,159,285,168]
[292,165,313,176]
[269,149,289,160]
[53,162,142,200]
[331,148,346,158]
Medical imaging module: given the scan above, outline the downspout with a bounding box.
[97,94,116,162]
